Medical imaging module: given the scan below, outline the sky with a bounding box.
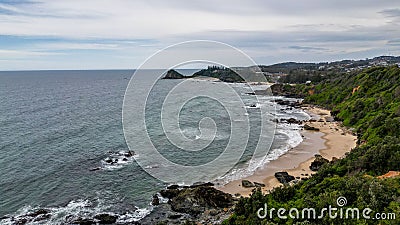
[0,0,399,70]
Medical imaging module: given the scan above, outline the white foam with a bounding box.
[215,98,306,185]
[0,198,151,225]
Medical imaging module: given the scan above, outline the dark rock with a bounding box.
[15,218,28,225]
[274,172,295,184]
[162,69,185,79]
[152,194,160,206]
[169,186,233,215]
[70,218,95,225]
[167,184,180,189]
[283,118,301,124]
[122,158,128,161]
[26,209,50,217]
[310,155,329,171]
[295,176,300,179]
[160,189,180,199]
[167,214,182,219]
[33,213,51,222]
[275,99,302,107]
[124,151,134,157]
[241,180,255,188]
[105,158,113,164]
[304,124,320,131]
[94,214,118,224]
[189,182,214,188]
[0,215,10,220]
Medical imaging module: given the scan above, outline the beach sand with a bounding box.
[217,105,357,197]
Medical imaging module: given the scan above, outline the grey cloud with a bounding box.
[288,46,327,52]
[380,8,400,17]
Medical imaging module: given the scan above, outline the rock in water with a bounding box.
[94,214,117,224]
[274,172,295,184]
[152,194,160,206]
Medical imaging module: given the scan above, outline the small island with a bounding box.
[162,66,258,83]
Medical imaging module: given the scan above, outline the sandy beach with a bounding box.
[218,105,357,197]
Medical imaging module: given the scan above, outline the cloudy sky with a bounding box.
[0,0,399,70]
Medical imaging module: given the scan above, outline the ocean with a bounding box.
[0,70,309,224]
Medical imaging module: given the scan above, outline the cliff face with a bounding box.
[162,69,185,79]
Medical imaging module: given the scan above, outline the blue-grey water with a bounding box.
[0,70,309,224]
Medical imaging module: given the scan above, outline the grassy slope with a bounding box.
[223,66,400,225]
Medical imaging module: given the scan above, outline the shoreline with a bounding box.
[217,105,357,197]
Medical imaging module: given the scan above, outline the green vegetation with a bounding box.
[193,66,245,82]
[224,66,400,224]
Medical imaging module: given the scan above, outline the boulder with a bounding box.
[169,186,233,215]
[26,209,50,218]
[285,118,301,124]
[309,155,329,171]
[274,172,295,184]
[152,194,160,206]
[160,188,180,199]
[189,182,214,188]
[94,214,118,224]
[241,180,255,188]
[304,124,320,131]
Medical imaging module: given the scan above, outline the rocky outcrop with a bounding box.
[304,124,320,131]
[309,154,329,171]
[162,69,185,79]
[94,214,118,224]
[241,180,255,188]
[274,172,295,184]
[275,99,302,108]
[168,186,233,215]
[270,84,305,98]
[145,184,234,224]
